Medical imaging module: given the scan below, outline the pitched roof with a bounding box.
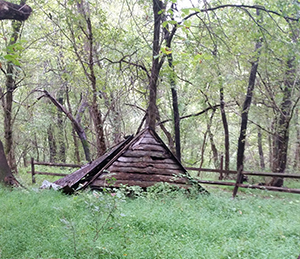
[55,128,207,194]
[54,135,134,192]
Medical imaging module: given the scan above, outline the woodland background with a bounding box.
[0,0,299,186]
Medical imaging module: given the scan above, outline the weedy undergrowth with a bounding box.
[58,189,125,258]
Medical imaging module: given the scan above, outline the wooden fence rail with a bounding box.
[29,158,81,184]
[28,157,300,196]
[185,166,300,196]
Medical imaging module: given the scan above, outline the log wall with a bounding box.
[91,130,192,189]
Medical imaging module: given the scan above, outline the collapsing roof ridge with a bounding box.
[55,127,207,194]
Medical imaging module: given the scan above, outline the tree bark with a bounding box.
[47,124,57,163]
[257,126,265,170]
[163,5,181,161]
[75,1,107,157]
[269,58,294,186]
[66,87,81,163]
[0,0,31,21]
[220,85,230,174]
[42,90,91,162]
[2,19,24,174]
[208,110,219,169]
[0,139,19,186]
[146,0,164,130]
[57,96,66,162]
[236,10,262,182]
[294,108,300,170]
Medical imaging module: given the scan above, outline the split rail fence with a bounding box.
[28,158,81,184]
[28,157,300,197]
[186,166,300,196]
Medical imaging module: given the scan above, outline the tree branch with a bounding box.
[158,104,220,125]
[0,0,32,21]
[183,4,299,22]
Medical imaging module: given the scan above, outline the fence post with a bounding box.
[31,157,36,184]
[219,155,224,180]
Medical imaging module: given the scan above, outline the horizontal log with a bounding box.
[112,161,182,170]
[33,161,82,168]
[242,171,300,179]
[131,144,165,152]
[186,167,237,174]
[98,172,189,184]
[197,180,300,194]
[27,171,68,177]
[140,138,161,145]
[106,166,184,176]
[117,156,176,164]
[91,179,191,189]
[143,132,154,138]
[122,150,170,158]
[186,167,300,179]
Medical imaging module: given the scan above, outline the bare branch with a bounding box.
[183,4,299,22]
[158,104,220,125]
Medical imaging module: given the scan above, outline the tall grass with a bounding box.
[0,187,299,258]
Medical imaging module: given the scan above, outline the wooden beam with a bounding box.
[33,161,82,168]
[186,167,237,174]
[27,171,68,177]
[242,171,300,179]
[197,180,300,194]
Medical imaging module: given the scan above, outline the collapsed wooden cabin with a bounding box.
[54,128,207,194]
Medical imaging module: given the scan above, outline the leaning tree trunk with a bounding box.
[42,90,91,162]
[162,4,181,161]
[166,49,181,161]
[236,10,262,182]
[220,84,230,176]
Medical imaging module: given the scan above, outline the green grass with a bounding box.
[0,186,300,259]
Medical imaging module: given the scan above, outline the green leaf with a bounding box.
[4,54,20,66]
[181,8,190,15]
[160,47,172,55]
[183,19,191,28]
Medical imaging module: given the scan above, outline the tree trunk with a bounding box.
[220,85,230,175]
[57,96,66,162]
[47,124,57,162]
[269,58,294,186]
[294,108,300,170]
[86,16,106,157]
[42,90,91,162]
[0,139,19,186]
[236,11,262,181]
[66,86,81,163]
[146,0,164,130]
[171,87,181,162]
[208,110,219,169]
[3,19,24,174]
[257,126,265,170]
